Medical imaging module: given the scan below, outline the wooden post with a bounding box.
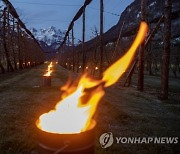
[22,33,28,68]
[145,16,164,46]
[0,13,5,73]
[93,27,98,75]
[160,0,172,100]
[67,34,71,70]
[77,46,80,73]
[112,22,125,61]
[100,0,104,74]
[137,0,147,91]
[11,16,17,70]
[121,16,163,87]
[72,27,75,72]
[124,58,138,87]
[82,5,86,70]
[17,22,23,69]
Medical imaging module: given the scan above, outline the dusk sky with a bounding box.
[3,0,133,41]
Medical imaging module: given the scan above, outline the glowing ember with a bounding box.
[95,67,99,70]
[43,62,53,77]
[36,22,148,134]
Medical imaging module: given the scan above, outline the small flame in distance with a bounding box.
[43,62,53,77]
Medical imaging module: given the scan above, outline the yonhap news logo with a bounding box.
[99,132,114,148]
[99,132,179,148]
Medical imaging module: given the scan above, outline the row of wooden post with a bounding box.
[137,0,172,99]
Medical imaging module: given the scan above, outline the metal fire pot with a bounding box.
[43,76,52,87]
[36,120,96,154]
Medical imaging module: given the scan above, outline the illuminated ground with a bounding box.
[0,64,179,154]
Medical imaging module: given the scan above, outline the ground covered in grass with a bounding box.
[0,64,179,154]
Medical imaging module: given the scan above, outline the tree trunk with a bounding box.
[0,62,5,73]
[0,14,5,73]
[3,8,14,72]
[160,0,172,100]
[11,16,17,70]
[137,0,147,91]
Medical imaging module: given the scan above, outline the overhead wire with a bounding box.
[11,1,120,16]
[10,1,81,7]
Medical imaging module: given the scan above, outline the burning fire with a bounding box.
[36,22,148,134]
[43,62,53,77]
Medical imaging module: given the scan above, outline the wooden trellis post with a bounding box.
[17,22,23,69]
[100,0,104,74]
[160,0,172,99]
[11,16,17,70]
[82,5,86,70]
[76,44,80,73]
[67,34,71,70]
[137,0,147,91]
[72,27,75,72]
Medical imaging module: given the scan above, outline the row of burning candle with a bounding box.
[65,63,99,70]
[16,62,32,65]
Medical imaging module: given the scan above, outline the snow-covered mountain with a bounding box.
[30,26,65,50]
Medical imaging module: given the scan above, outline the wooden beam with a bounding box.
[82,6,86,70]
[137,0,147,91]
[160,0,172,99]
[100,0,104,74]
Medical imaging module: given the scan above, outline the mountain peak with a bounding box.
[30,26,65,49]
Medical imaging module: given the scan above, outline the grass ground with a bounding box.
[0,64,179,154]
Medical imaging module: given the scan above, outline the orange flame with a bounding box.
[43,62,53,77]
[37,22,148,134]
[37,74,104,134]
[103,22,148,87]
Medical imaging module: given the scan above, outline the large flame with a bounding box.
[37,22,148,134]
[103,22,148,87]
[37,74,104,134]
[43,62,53,77]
